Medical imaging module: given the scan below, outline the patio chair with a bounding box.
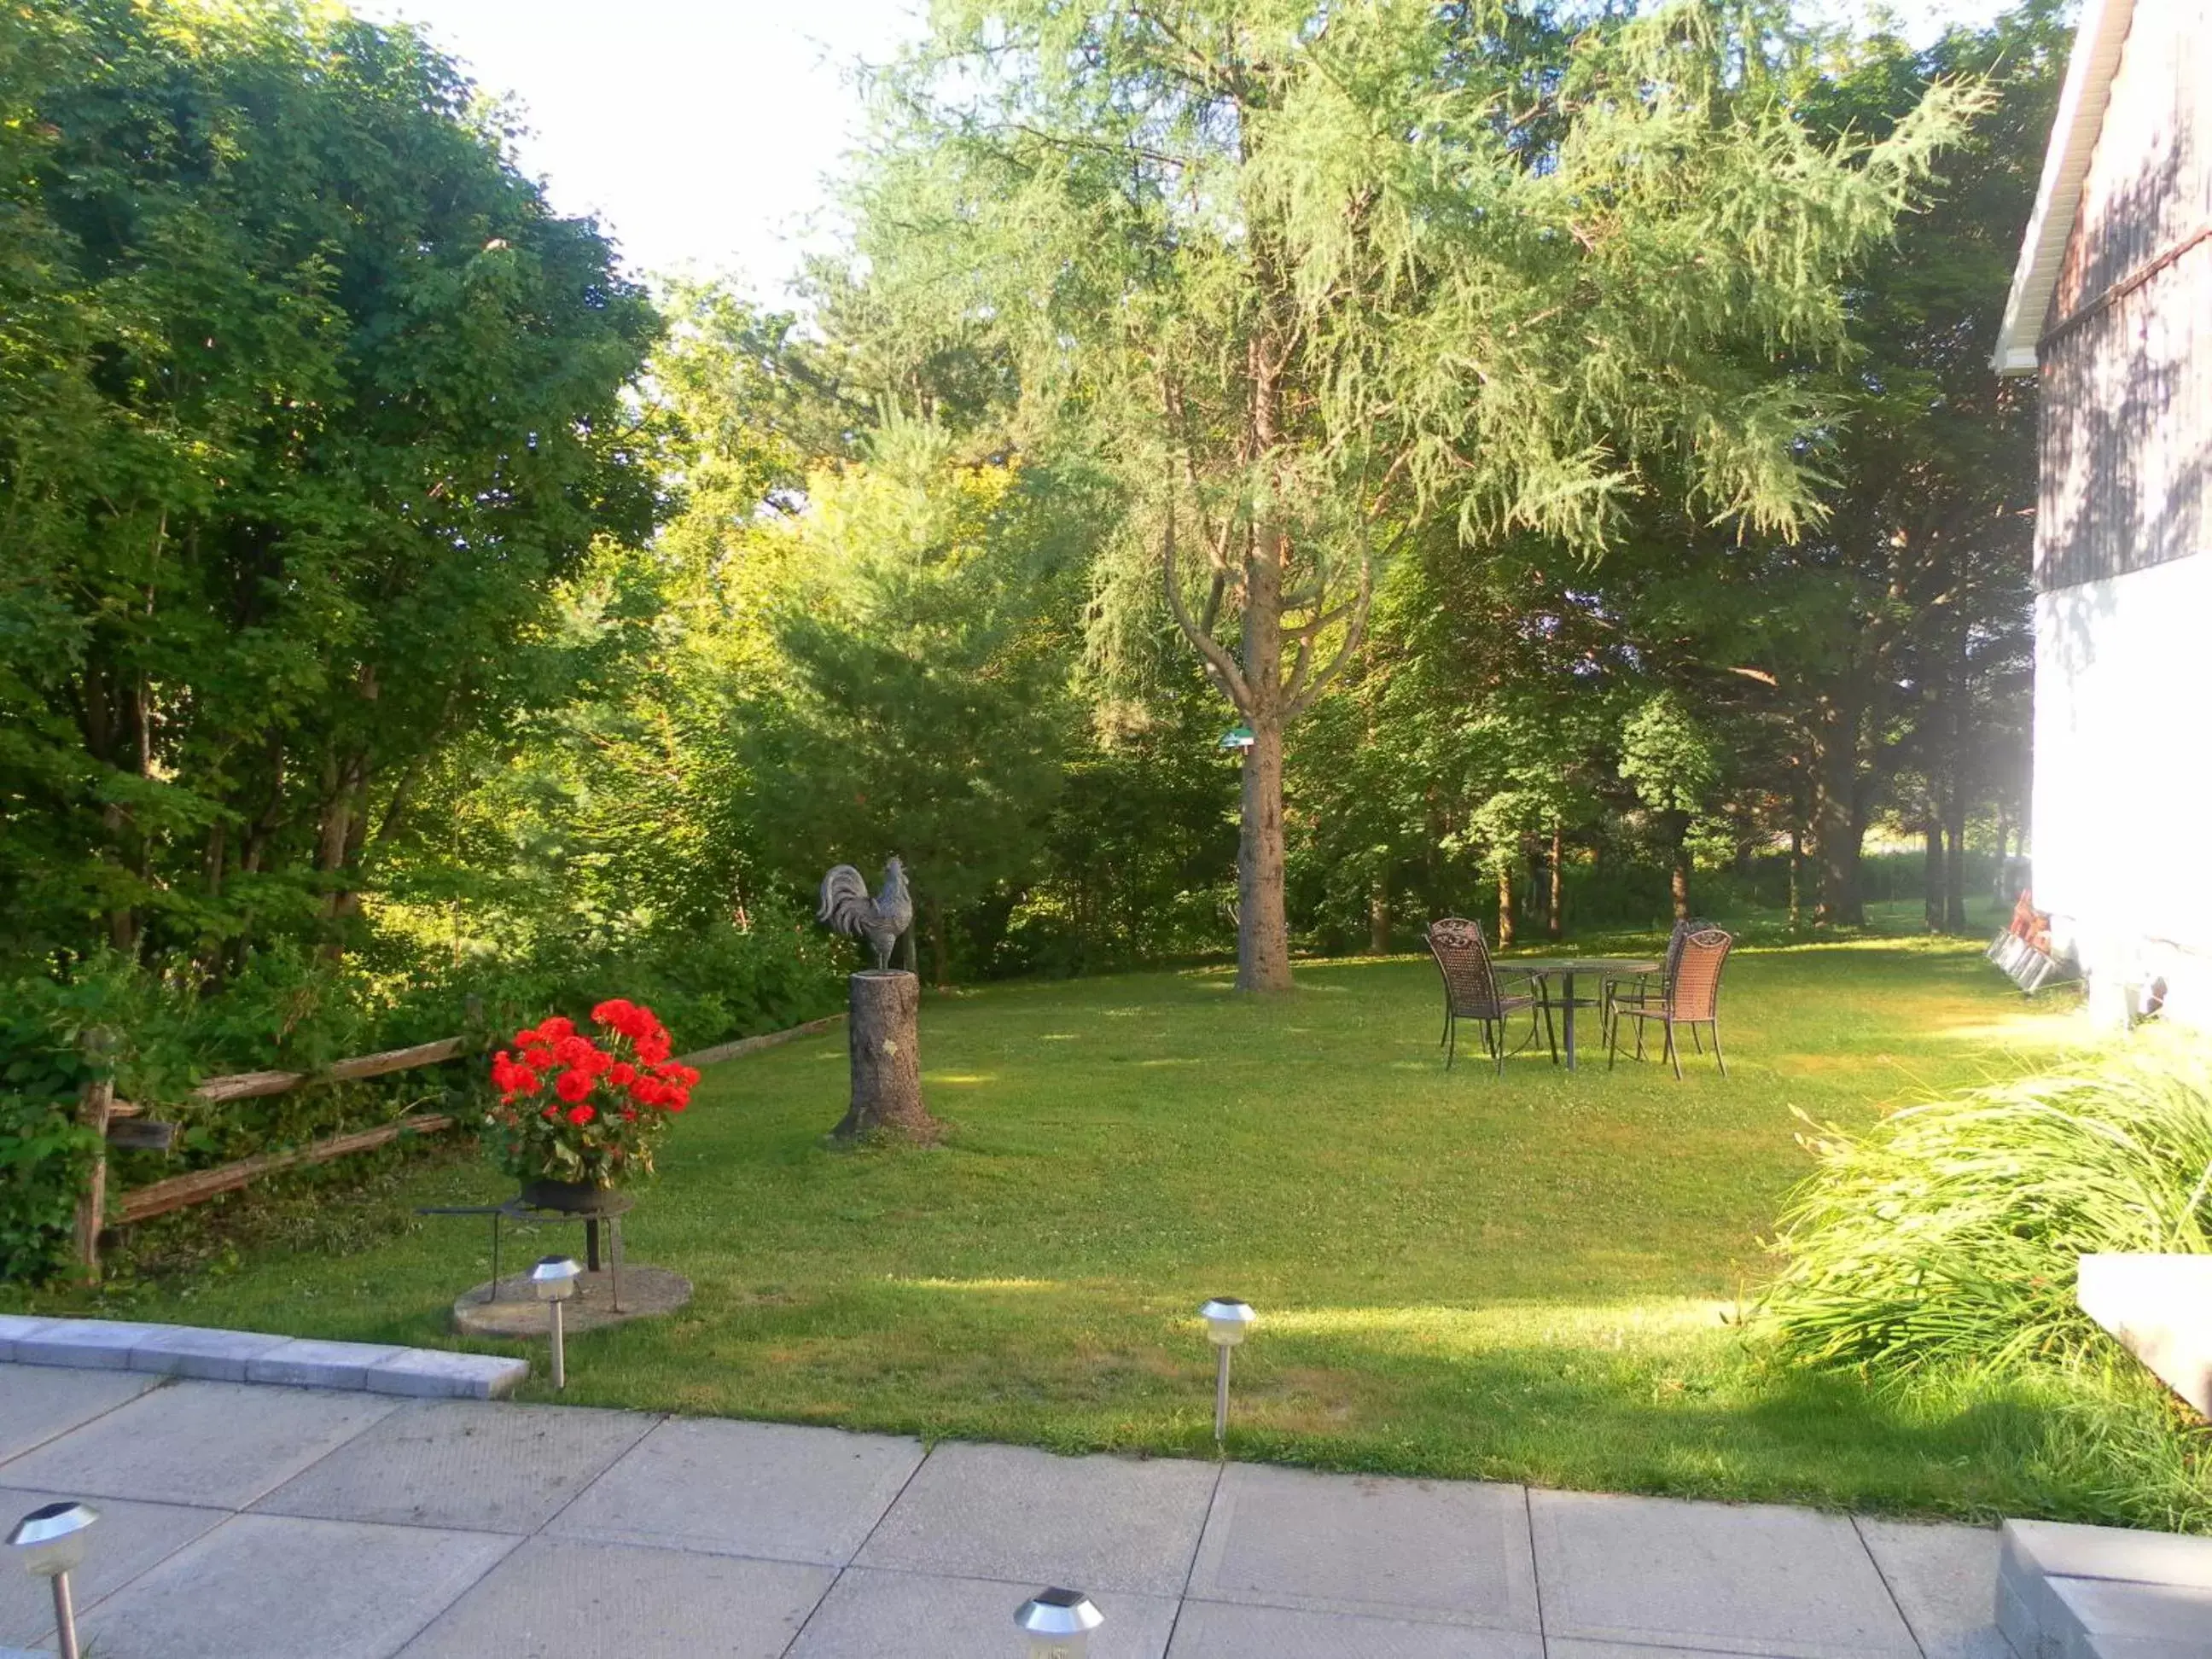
[1424,917,1557,1075]
[1601,916,1712,1051]
[1608,926,1732,1080]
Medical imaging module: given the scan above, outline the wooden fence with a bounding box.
[71,1014,845,1281]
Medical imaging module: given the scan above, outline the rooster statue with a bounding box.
[817,858,913,971]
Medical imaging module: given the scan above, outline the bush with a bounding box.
[1758,1037,2212,1374]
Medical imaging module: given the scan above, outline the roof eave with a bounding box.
[1990,0,2137,377]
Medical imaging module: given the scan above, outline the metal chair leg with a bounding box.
[1607,1010,1620,1071]
[1691,1025,1703,1054]
[1665,1022,1682,1081]
[1710,1022,1726,1078]
[1446,1014,1457,1071]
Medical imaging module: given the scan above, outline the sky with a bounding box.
[356,0,2028,301]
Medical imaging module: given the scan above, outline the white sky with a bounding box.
[356,0,2030,301]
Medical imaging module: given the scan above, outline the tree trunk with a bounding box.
[1807,699,1866,928]
[1942,792,1969,933]
[1924,824,1945,931]
[1236,712,1293,992]
[1367,873,1390,956]
[928,898,949,989]
[834,971,938,1143]
[1547,823,1564,941]
[1667,812,1691,922]
[1494,861,1516,949]
[1788,815,1804,934]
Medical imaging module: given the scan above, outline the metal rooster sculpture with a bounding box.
[817,858,912,971]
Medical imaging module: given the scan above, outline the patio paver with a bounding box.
[853,1440,1220,1597]
[0,1362,2027,1659]
[0,1378,399,1508]
[0,1364,158,1463]
[1531,1489,1924,1659]
[255,1400,657,1534]
[75,1512,515,1659]
[788,1565,1179,1659]
[1188,1460,1540,1630]
[1168,1598,1545,1658]
[394,1534,832,1659]
[545,1415,923,1565]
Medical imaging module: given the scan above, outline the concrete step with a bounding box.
[2077,1254,2212,1417]
[0,1314,525,1398]
[1999,1518,2212,1659]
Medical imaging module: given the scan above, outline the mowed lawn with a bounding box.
[49,933,2117,1518]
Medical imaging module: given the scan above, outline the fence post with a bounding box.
[73,1028,116,1284]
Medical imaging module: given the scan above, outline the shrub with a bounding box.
[1758,1037,2212,1374]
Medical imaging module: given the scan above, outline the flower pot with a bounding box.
[519,1178,624,1215]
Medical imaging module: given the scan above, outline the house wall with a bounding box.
[2034,558,2212,1024]
[2035,0,2209,592]
[2031,1,2212,1025]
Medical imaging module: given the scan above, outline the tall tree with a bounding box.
[0,0,659,967]
[854,0,1981,989]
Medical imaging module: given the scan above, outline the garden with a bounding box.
[6,0,2210,1545]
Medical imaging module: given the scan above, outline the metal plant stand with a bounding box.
[418,1192,632,1312]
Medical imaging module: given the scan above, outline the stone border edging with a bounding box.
[676,1011,845,1069]
[0,1314,526,1400]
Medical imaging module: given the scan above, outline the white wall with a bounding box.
[2034,550,2212,1025]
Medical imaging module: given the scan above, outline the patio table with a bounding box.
[1514,957,1660,1071]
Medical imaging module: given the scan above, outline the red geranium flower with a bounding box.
[567,1103,596,1126]
[556,1068,593,1103]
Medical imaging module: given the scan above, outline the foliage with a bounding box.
[745,421,1090,980]
[854,0,1986,989]
[1759,1037,2212,1375]
[485,1001,699,1187]
[0,0,661,967]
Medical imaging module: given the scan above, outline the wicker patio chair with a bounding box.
[1424,917,1557,1075]
[1601,916,1712,1051]
[1608,926,1732,1080]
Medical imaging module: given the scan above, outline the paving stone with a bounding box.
[245,1336,410,1390]
[0,1485,229,1650]
[1188,1462,1540,1631]
[0,1365,163,1465]
[548,1416,922,1566]
[12,1320,183,1371]
[0,1318,57,1364]
[363,1348,531,1400]
[1548,1644,1793,1659]
[256,1400,656,1534]
[857,1441,1218,1597]
[0,1378,399,1508]
[1530,1489,1919,1659]
[1857,1518,2015,1659]
[790,1566,1178,1659]
[396,1534,832,1658]
[2002,1519,2212,1592]
[125,1324,291,1382]
[2052,1576,2212,1650]
[1170,1599,1546,1659]
[77,1512,515,1659]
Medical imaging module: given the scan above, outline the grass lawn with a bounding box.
[26,922,2156,1522]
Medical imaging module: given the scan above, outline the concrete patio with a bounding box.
[0,1358,2017,1659]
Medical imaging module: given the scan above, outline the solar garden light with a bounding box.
[531,1254,582,1388]
[1200,1297,1257,1447]
[9,1500,98,1659]
[1016,1586,1103,1658]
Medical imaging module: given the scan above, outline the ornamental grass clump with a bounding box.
[486,1000,701,1189]
[1760,1037,2212,1375]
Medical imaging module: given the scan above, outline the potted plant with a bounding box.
[486,999,700,1212]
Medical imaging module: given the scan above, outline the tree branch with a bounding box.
[1285,559,1375,721]
[1163,503,1253,712]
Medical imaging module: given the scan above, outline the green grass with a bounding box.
[30,924,2195,1523]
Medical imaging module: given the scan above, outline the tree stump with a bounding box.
[835,970,938,1142]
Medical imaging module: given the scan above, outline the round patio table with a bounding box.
[1513,958,1659,1071]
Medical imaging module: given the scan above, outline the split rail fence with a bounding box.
[68,1012,845,1280]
